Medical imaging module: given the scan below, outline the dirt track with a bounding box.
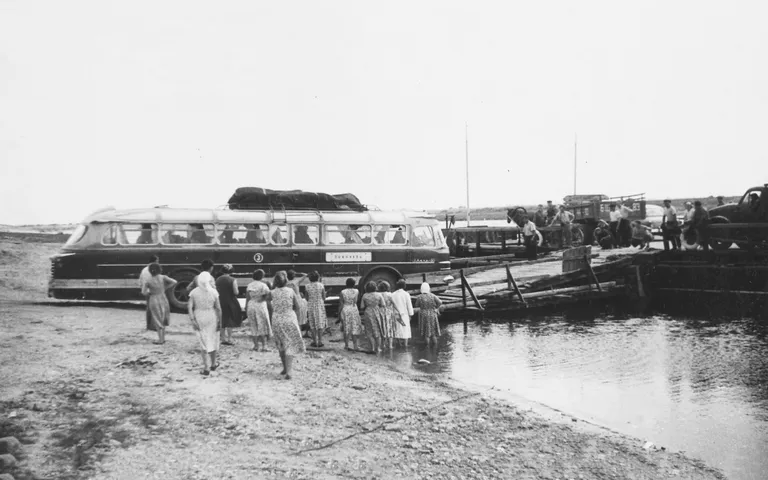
[0,237,726,479]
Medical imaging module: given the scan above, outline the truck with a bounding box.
[703,184,768,250]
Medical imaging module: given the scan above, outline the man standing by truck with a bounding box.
[550,205,575,247]
[692,201,710,251]
[661,199,681,251]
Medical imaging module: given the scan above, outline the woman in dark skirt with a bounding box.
[215,264,243,345]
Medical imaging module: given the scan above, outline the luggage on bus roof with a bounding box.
[227,187,367,211]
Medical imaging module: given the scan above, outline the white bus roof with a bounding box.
[83,207,437,224]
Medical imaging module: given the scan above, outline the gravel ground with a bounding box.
[0,238,726,479]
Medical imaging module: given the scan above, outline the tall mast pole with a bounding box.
[573,133,577,196]
[465,123,471,227]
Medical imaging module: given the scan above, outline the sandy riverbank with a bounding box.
[0,238,725,479]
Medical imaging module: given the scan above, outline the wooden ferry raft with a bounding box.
[411,246,643,315]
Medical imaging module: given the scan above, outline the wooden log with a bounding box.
[635,265,646,298]
[656,287,768,295]
[524,257,633,292]
[442,281,619,310]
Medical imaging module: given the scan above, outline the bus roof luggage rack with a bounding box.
[227,187,368,212]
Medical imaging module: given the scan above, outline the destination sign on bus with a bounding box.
[325,252,372,263]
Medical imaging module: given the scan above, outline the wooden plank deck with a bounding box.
[435,246,642,309]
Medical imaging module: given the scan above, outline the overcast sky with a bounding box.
[1,1,766,224]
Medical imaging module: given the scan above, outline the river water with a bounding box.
[389,311,768,480]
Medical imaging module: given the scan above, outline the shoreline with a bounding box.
[1,239,725,479]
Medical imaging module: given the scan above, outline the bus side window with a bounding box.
[244,224,268,244]
[269,225,289,245]
[161,224,214,244]
[411,226,435,247]
[101,225,118,245]
[373,225,408,245]
[122,224,158,245]
[293,225,318,245]
[324,225,371,245]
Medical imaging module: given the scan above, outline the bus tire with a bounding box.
[362,268,400,291]
[167,269,198,311]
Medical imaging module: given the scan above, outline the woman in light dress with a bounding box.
[305,271,327,348]
[246,269,272,351]
[188,271,223,375]
[377,281,397,350]
[360,281,385,353]
[268,271,306,380]
[287,270,309,336]
[391,279,413,348]
[338,278,362,350]
[415,282,442,347]
[141,262,177,345]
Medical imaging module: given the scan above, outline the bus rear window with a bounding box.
[373,225,408,245]
[65,224,88,246]
[411,226,436,247]
[324,225,372,245]
[161,224,215,244]
[219,224,268,244]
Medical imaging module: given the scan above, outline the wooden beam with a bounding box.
[461,273,484,310]
[460,269,467,309]
[656,287,768,295]
[584,254,602,292]
[505,263,527,306]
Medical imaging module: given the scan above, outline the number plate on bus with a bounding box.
[325,252,372,263]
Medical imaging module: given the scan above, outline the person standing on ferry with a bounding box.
[608,204,622,247]
[549,206,575,247]
[661,199,681,251]
[521,215,539,260]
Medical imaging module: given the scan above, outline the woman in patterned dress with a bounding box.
[141,263,177,345]
[415,283,442,347]
[268,270,306,380]
[287,270,309,336]
[360,281,385,353]
[215,264,242,346]
[188,271,223,375]
[305,271,327,347]
[246,269,272,351]
[338,278,362,350]
[377,280,397,350]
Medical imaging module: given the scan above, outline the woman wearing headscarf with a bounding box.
[141,262,177,345]
[360,281,385,353]
[268,270,306,379]
[246,269,272,351]
[415,283,442,347]
[215,264,242,346]
[188,271,223,376]
[391,279,413,348]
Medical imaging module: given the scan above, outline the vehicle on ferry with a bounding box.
[49,206,451,309]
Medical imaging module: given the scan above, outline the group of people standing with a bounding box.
[139,258,444,376]
[661,199,711,251]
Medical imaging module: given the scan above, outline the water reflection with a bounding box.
[390,312,768,480]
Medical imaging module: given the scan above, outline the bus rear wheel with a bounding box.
[363,269,399,291]
[168,270,196,311]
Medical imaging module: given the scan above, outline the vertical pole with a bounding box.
[501,232,507,253]
[573,133,577,196]
[422,273,427,283]
[460,269,467,308]
[466,123,471,228]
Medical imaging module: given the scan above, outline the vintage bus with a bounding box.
[48,206,451,309]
